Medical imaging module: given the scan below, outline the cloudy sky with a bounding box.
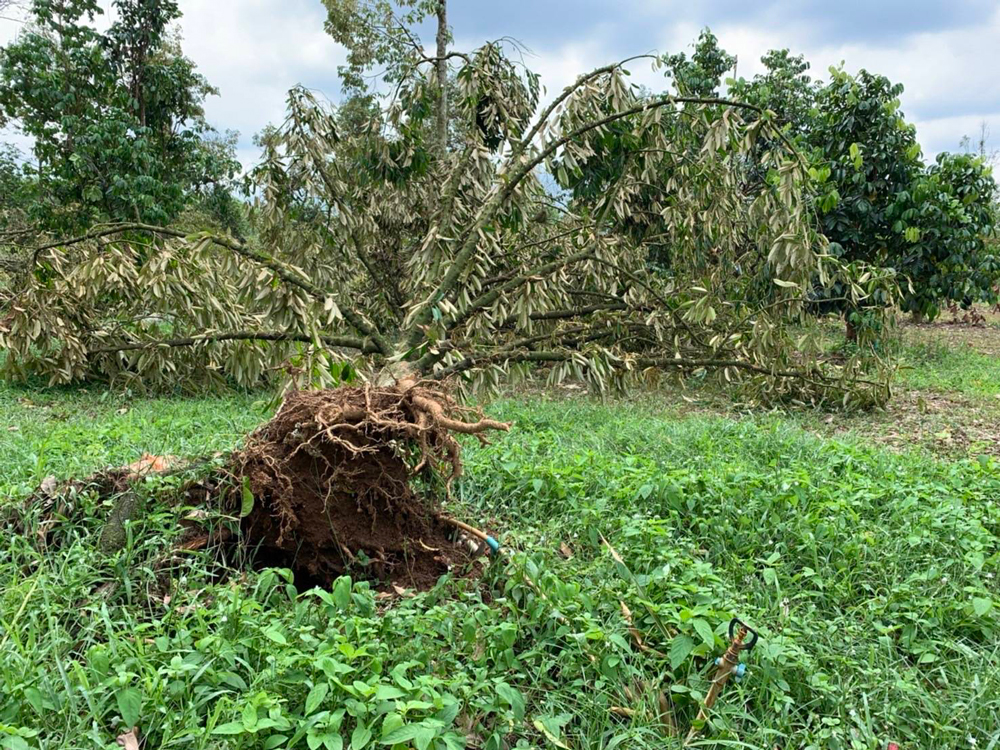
[2,0,999,168]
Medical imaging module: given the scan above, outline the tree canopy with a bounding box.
[731,52,999,325]
[0,0,240,233]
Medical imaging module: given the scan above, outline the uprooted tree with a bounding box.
[0,6,893,401]
[1,2,899,582]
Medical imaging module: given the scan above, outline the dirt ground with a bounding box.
[225,385,506,589]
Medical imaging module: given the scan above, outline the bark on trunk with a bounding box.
[99,491,141,555]
[434,0,449,155]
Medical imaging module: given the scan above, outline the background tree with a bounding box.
[728,49,818,135]
[664,28,734,97]
[0,144,35,293]
[0,0,240,233]
[892,152,998,320]
[802,69,922,336]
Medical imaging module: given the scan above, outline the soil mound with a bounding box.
[229,382,509,589]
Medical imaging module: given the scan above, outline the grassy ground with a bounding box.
[1,316,999,749]
[658,311,1000,460]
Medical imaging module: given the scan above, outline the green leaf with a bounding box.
[212,722,247,735]
[374,684,405,702]
[432,702,460,727]
[264,735,289,750]
[262,626,287,645]
[324,734,345,750]
[351,724,372,750]
[380,713,404,739]
[692,618,715,647]
[23,687,43,714]
[306,682,331,715]
[413,725,437,750]
[495,682,525,720]
[669,634,695,669]
[242,702,259,732]
[333,576,352,609]
[379,725,421,745]
[116,686,141,728]
[319,657,353,676]
[240,476,254,517]
[972,597,993,616]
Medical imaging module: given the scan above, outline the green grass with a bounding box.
[2,382,999,749]
[896,339,1000,397]
[0,381,266,497]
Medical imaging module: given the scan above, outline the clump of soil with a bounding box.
[225,381,509,590]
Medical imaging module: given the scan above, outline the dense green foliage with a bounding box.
[663,28,733,98]
[734,54,1000,323]
[570,32,999,330]
[808,69,923,267]
[2,387,999,748]
[893,153,999,319]
[0,0,240,232]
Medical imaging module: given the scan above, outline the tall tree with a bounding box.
[0,0,238,232]
[892,152,998,320]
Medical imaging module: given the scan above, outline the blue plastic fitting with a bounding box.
[485,536,500,555]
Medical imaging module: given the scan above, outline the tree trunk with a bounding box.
[434,0,449,155]
[845,318,857,343]
[98,491,141,555]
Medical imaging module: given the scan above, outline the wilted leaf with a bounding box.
[116,727,140,750]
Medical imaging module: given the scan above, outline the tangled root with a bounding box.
[228,380,509,588]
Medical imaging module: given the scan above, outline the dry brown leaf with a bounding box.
[392,584,415,598]
[599,532,624,565]
[116,727,140,750]
[125,453,177,477]
[559,541,574,559]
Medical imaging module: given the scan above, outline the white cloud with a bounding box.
[176,0,345,153]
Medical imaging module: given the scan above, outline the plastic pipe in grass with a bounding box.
[439,515,500,555]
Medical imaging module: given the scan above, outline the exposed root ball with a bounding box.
[230,382,509,589]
